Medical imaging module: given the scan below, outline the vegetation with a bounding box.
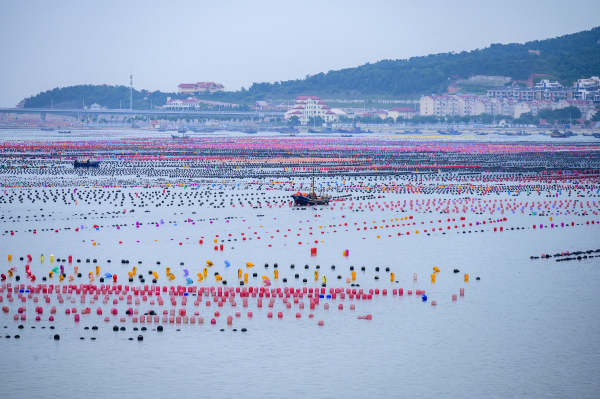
[23,27,600,107]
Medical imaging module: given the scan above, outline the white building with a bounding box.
[164,97,200,109]
[284,96,345,125]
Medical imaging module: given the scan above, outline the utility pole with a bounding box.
[130,72,133,110]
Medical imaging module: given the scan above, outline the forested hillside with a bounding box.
[24,27,600,107]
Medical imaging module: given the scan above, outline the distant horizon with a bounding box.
[1,0,600,107]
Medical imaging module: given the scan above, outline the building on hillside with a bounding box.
[178,82,225,94]
[487,85,573,101]
[164,97,200,109]
[555,99,597,120]
[387,107,416,120]
[284,96,346,124]
[535,80,562,89]
[90,103,102,110]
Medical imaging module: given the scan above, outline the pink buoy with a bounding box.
[452,294,457,301]
[350,304,355,310]
[235,311,241,317]
[278,312,283,318]
[227,315,233,324]
[247,312,253,317]
[104,317,110,322]
[318,319,324,325]
[49,316,54,322]
[413,273,417,280]
[431,301,436,306]
[210,318,216,324]
[338,304,343,310]
[214,311,220,317]
[296,312,301,318]
[407,290,412,295]
[267,312,273,318]
[460,288,465,296]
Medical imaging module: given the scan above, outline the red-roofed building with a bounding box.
[284,96,345,124]
[178,82,225,94]
[387,107,416,120]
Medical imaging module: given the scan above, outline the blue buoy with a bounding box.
[422,295,427,301]
[185,278,193,285]
[224,260,230,267]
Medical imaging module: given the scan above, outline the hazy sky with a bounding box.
[1,0,599,107]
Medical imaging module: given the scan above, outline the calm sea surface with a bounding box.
[0,129,599,398]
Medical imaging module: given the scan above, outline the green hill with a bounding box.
[24,26,600,107]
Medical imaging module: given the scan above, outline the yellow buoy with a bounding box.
[314,271,319,280]
[153,271,158,280]
[59,274,64,281]
[322,275,326,283]
[7,254,12,261]
[96,266,100,275]
[274,270,278,279]
[168,273,175,280]
[246,262,254,268]
[238,269,242,278]
[49,271,54,278]
[216,275,222,281]
[431,273,436,283]
[203,268,208,277]
[244,273,248,281]
[50,254,54,262]
[464,273,469,282]
[433,267,440,272]
[132,267,137,275]
[41,255,44,262]
[166,267,171,275]
[351,271,356,281]
[206,260,213,266]
[390,272,395,281]
[214,239,218,243]
[262,276,269,281]
[197,273,204,282]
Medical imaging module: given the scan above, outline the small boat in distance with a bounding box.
[58,130,71,134]
[549,128,572,138]
[74,159,100,168]
[41,127,54,131]
[243,128,258,134]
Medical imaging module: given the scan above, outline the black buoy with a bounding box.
[113,326,119,331]
[157,326,163,331]
[53,334,60,340]
[137,335,143,341]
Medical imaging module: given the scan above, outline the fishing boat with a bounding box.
[243,128,258,134]
[291,172,331,206]
[58,130,71,134]
[549,128,569,138]
[74,160,100,168]
[41,127,54,131]
[438,128,460,135]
